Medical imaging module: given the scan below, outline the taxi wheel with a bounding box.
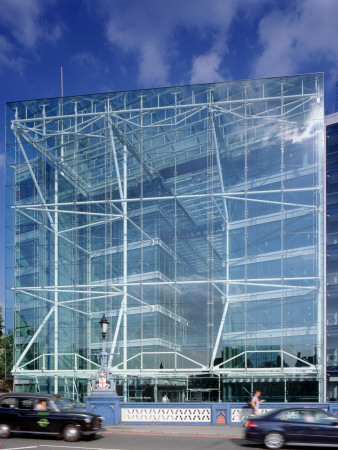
[0,423,11,439]
[264,431,285,449]
[63,424,81,442]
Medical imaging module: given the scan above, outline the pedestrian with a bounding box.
[250,390,264,415]
[162,394,168,403]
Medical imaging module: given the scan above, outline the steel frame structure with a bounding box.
[6,75,325,400]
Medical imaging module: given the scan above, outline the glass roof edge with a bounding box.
[6,72,324,107]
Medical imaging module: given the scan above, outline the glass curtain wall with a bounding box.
[326,113,338,401]
[6,74,325,401]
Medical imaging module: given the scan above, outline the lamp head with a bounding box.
[99,314,109,339]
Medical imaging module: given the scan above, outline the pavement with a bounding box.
[104,424,244,438]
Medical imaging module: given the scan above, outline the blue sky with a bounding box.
[1,0,338,309]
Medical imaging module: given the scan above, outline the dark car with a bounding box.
[245,407,338,449]
[0,393,102,442]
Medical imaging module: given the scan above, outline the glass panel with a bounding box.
[6,74,325,400]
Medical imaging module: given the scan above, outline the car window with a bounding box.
[54,397,76,411]
[312,410,336,424]
[0,397,16,409]
[278,410,312,422]
[18,398,34,410]
[34,399,52,411]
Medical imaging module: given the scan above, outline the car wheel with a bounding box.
[0,423,11,439]
[264,431,285,449]
[63,424,81,442]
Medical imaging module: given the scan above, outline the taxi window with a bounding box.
[34,399,52,411]
[18,398,34,410]
[0,397,16,409]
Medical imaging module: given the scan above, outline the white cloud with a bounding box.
[0,0,61,48]
[72,51,99,72]
[0,35,24,72]
[190,52,223,84]
[138,40,170,86]
[253,0,338,78]
[0,0,62,73]
[96,0,252,86]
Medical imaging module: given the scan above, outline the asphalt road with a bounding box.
[0,433,321,450]
[0,432,247,450]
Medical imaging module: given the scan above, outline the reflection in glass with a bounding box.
[6,74,324,401]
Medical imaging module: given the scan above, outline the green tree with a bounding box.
[0,306,14,390]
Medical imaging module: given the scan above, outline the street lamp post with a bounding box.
[98,314,109,368]
[86,314,121,425]
[91,314,117,395]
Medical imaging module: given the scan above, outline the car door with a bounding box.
[14,397,56,433]
[0,396,20,430]
[32,398,60,433]
[16,397,42,432]
[304,410,338,445]
[279,409,317,443]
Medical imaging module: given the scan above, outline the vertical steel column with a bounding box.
[174,90,178,371]
[43,100,58,394]
[210,115,230,368]
[73,101,79,385]
[123,144,128,401]
[54,168,59,394]
[317,77,325,402]
[154,379,158,402]
[244,93,248,381]
[107,113,127,369]
[53,98,64,394]
[87,102,93,394]
[323,105,327,402]
[53,99,63,394]
[218,376,221,402]
[280,79,285,400]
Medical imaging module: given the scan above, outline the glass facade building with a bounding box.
[326,110,338,400]
[6,73,325,402]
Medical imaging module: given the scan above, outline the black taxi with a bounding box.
[0,393,102,442]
